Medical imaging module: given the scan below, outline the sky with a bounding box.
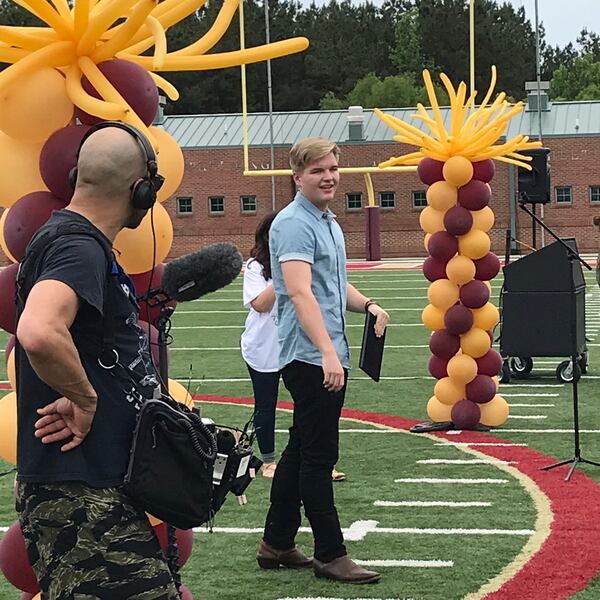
[300,0,599,49]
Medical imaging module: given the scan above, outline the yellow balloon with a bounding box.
[460,327,491,358]
[0,133,48,208]
[446,353,478,384]
[422,304,445,331]
[484,280,492,293]
[472,302,500,330]
[0,391,17,464]
[479,394,509,427]
[426,180,457,212]
[427,396,453,422]
[427,279,460,311]
[0,67,73,143]
[458,229,491,260]
[443,156,473,187]
[434,377,465,406]
[168,378,194,409]
[471,206,495,232]
[492,375,500,389]
[424,233,432,252]
[419,206,446,234]
[147,513,163,527]
[446,255,475,285]
[113,203,173,274]
[32,595,41,600]
[0,208,17,263]
[150,126,185,202]
[7,348,15,390]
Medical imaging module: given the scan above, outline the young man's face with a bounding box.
[293,151,339,210]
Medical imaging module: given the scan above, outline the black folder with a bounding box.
[359,311,386,382]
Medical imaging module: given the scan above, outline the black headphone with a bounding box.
[68,121,165,210]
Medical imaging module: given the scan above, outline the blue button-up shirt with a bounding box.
[270,192,350,369]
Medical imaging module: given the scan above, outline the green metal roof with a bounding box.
[161,100,600,149]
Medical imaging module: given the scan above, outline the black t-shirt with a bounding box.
[16,210,159,487]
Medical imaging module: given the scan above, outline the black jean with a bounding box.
[263,360,347,562]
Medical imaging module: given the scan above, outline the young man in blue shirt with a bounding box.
[257,137,389,584]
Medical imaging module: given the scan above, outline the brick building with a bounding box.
[161,98,600,260]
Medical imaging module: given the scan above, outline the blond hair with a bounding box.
[289,137,340,174]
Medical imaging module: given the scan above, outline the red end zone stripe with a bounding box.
[195,393,600,600]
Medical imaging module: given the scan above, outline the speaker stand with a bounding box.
[519,202,599,481]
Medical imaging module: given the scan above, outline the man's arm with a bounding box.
[17,279,97,450]
[281,260,344,392]
[347,282,390,337]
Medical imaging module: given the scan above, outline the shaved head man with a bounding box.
[15,123,179,598]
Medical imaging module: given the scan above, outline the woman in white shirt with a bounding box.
[241,213,280,477]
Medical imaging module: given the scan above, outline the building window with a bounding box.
[555,186,572,204]
[590,186,600,203]
[240,195,257,213]
[209,196,224,214]
[412,190,427,209]
[176,196,193,215]
[379,191,396,209]
[346,192,362,210]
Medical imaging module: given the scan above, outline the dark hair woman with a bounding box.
[241,212,280,477]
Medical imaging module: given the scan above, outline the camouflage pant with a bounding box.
[16,481,180,600]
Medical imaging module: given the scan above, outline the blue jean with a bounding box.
[246,364,280,463]
[263,360,347,562]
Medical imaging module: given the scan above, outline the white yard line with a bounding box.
[374,500,492,507]
[434,442,528,447]
[417,459,515,465]
[394,478,509,484]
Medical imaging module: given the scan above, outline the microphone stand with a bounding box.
[136,288,181,596]
[518,199,599,480]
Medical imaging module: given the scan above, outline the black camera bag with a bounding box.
[124,398,218,530]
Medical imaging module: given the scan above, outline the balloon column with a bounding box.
[375,67,541,430]
[0,0,308,596]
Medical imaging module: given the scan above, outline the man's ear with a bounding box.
[292,172,301,188]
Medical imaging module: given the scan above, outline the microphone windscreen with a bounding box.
[162,242,242,302]
[216,430,236,454]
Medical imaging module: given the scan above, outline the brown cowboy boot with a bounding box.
[313,555,381,584]
[256,540,313,569]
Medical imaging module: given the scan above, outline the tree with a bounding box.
[550,54,600,101]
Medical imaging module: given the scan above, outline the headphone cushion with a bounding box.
[131,178,156,210]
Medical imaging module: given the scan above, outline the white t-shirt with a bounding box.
[241,259,279,372]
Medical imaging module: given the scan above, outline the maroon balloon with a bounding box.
[457,180,491,211]
[154,524,194,567]
[428,231,458,262]
[75,59,159,126]
[0,263,18,334]
[21,593,36,600]
[460,279,490,308]
[472,159,495,183]
[5,334,15,366]
[476,349,503,377]
[428,355,449,379]
[4,191,68,261]
[444,304,474,335]
[429,329,461,359]
[451,399,481,429]
[443,205,473,236]
[130,264,177,326]
[423,256,448,282]
[474,252,501,281]
[39,124,91,201]
[466,374,496,404]
[417,157,444,185]
[180,584,194,600]
[0,521,39,593]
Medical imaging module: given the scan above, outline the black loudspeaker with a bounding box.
[501,238,586,357]
[503,238,584,293]
[517,147,551,204]
[69,121,164,210]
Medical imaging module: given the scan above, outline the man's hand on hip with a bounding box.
[322,351,344,392]
[35,396,97,452]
